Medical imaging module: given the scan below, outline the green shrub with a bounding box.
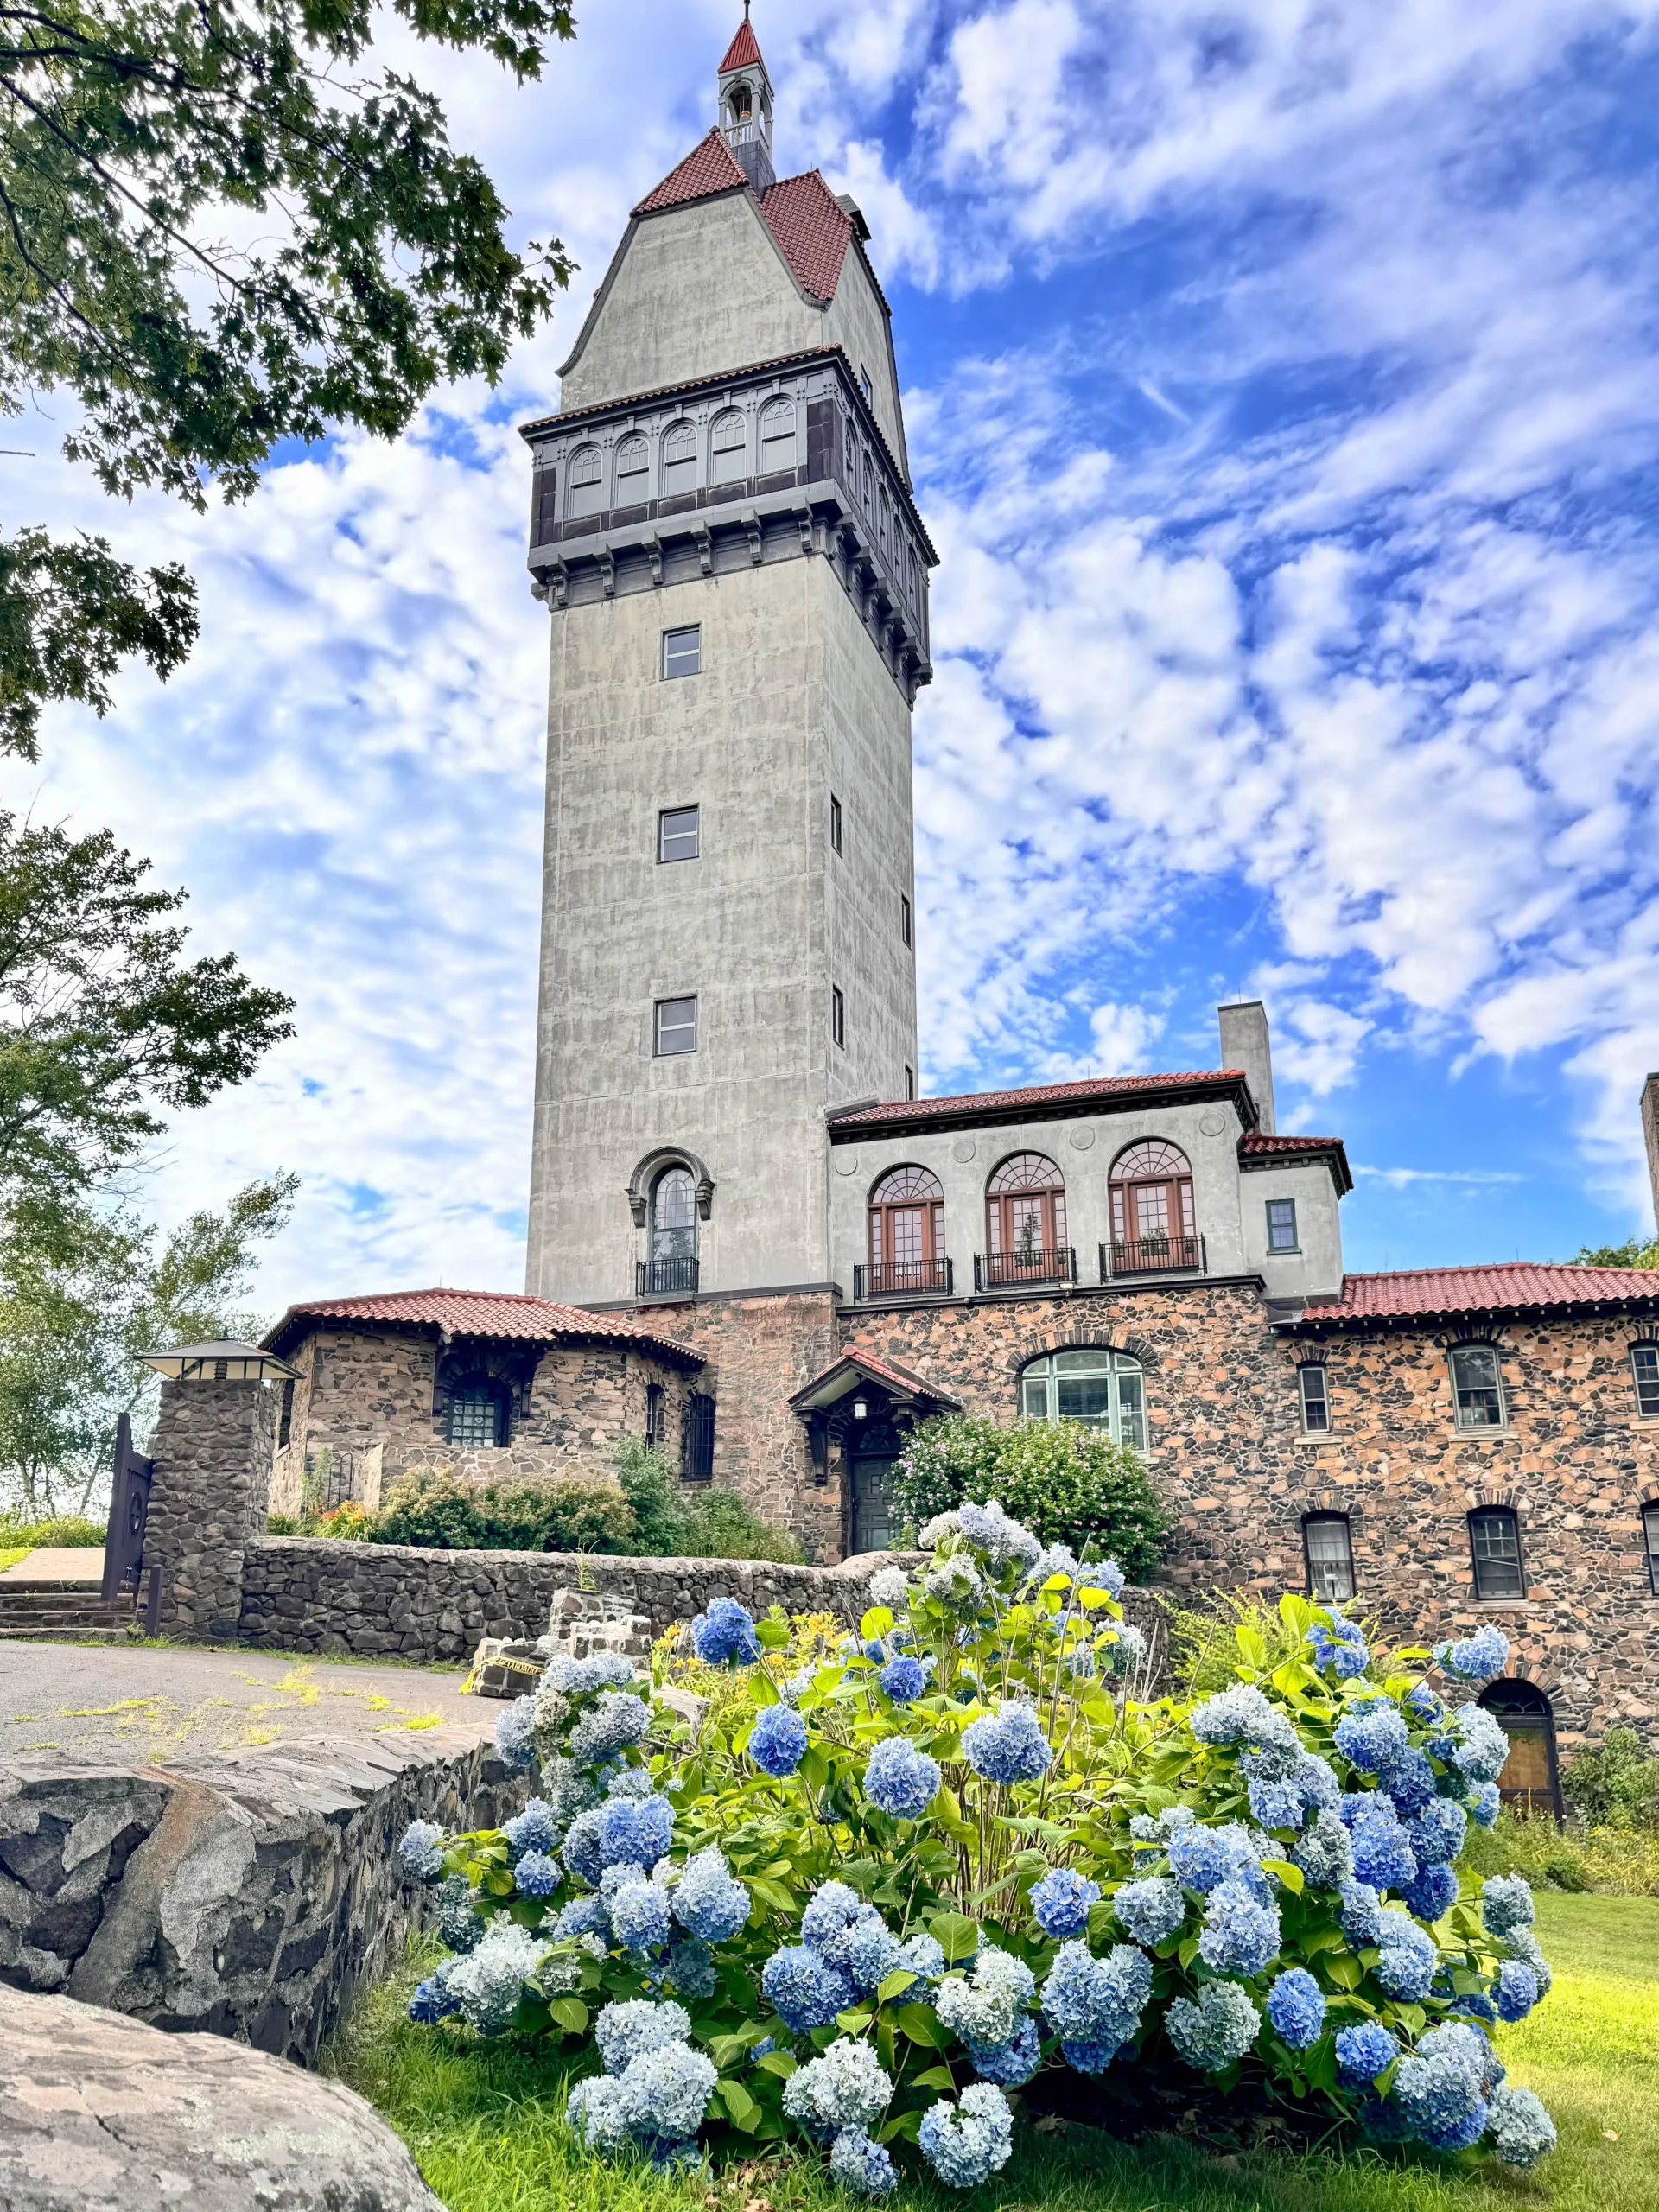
[683,1484,806,1562]
[0,1512,105,1548]
[888,1412,1168,1578]
[612,1436,806,1561]
[266,1512,297,1535]
[613,1437,687,1554]
[367,1469,638,1554]
[1463,1804,1659,1895]
[1166,1588,1357,1696]
[1561,1725,1659,1828]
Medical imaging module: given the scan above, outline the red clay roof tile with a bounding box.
[829,1071,1250,1130]
[719,17,764,73]
[1294,1262,1659,1325]
[633,129,749,216]
[265,1287,702,1366]
[1241,1132,1342,1154]
[759,172,854,302]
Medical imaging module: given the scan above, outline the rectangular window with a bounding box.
[1298,1363,1330,1433]
[277,1377,295,1449]
[830,793,842,854]
[904,1065,915,1100]
[901,893,912,947]
[1303,1513,1354,1601]
[831,985,845,1049]
[1632,1344,1659,1417]
[1451,1344,1505,1428]
[1470,1506,1526,1599]
[663,626,701,679]
[682,1392,715,1482]
[1644,1502,1659,1595]
[645,1382,664,1452]
[654,996,697,1056]
[658,805,700,863]
[1266,1198,1299,1252]
[859,365,874,403]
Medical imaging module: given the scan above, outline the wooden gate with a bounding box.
[101,1412,154,1602]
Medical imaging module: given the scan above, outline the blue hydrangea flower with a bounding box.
[513,1849,562,1899]
[1308,1613,1370,1676]
[556,1892,610,1941]
[1030,1866,1102,1939]
[1378,1748,1438,1818]
[435,1873,484,1954]
[935,1948,1036,2050]
[595,1999,693,2074]
[503,1798,560,1859]
[1403,1862,1459,1922]
[1495,1961,1539,2021]
[1350,1809,1418,1893]
[918,2084,1014,2188]
[1481,1873,1535,1935]
[748,1701,808,1777]
[830,2129,899,2196]
[398,1819,445,1885]
[1338,1879,1383,1946]
[956,1499,1043,1569]
[879,1654,930,1703]
[1112,1875,1185,1946]
[1189,1683,1297,1758]
[1465,1781,1501,1828]
[566,2075,629,2152]
[783,2035,892,2141]
[1198,1877,1281,1977]
[444,1923,547,2034]
[843,1914,906,1993]
[1265,1967,1325,2050]
[690,1597,762,1667]
[598,1794,674,1871]
[667,1939,719,1998]
[1392,2037,1488,2152]
[1452,1992,1498,2024]
[1433,1624,1510,1681]
[897,1931,947,1985]
[1502,1926,1553,1996]
[569,1691,651,1766]
[802,1881,865,1959]
[968,2018,1042,2087]
[1165,1980,1261,2072]
[1374,1913,1438,2000]
[495,1695,537,1776]
[1295,1754,1343,1814]
[1489,2082,1557,2168]
[1166,1819,1256,1895]
[614,2039,717,2142]
[1059,2036,1127,2075]
[1407,1797,1468,1865]
[544,1652,640,1698]
[409,1971,461,2023]
[1039,1940,1152,2056]
[1405,1683,1443,1722]
[962,1701,1052,1783]
[1335,2022,1399,2083]
[671,1847,751,1942]
[561,1807,605,1885]
[1293,1810,1354,1890]
[1445,1702,1512,1785]
[762,1945,853,2031]
[611,1878,672,1954]
[863,1734,941,1818]
[1247,1775,1306,1829]
[1333,1707,1410,1773]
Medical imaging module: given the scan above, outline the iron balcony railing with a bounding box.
[974,1247,1077,1292]
[636,1255,699,1298]
[1102,1233,1206,1280]
[853,1258,954,1302]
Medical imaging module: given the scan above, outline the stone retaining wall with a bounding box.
[0,1722,527,2063]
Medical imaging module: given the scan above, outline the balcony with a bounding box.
[1102,1233,1206,1280]
[636,1255,699,1300]
[974,1247,1077,1293]
[853,1258,954,1303]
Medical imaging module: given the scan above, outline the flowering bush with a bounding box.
[395,1501,1555,2188]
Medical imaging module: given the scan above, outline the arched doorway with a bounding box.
[1478,1679,1562,1818]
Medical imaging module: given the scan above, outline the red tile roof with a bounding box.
[719,17,764,72]
[265,1287,703,1367]
[829,1070,1252,1132]
[1292,1262,1659,1327]
[789,1344,963,1412]
[633,129,749,215]
[1242,1132,1341,1155]
[760,172,854,302]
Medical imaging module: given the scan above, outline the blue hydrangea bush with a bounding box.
[396,1503,1556,2186]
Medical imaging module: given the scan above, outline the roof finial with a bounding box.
[743,0,751,16]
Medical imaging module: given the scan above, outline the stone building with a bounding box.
[256,23,1659,1784]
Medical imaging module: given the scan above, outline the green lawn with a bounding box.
[329,1893,1659,2212]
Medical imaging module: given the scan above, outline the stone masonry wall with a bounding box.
[145,1377,280,1640]
[0,1723,528,2063]
[848,1284,1659,1746]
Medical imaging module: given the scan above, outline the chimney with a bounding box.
[1643,1074,1659,1234]
[1219,1001,1275,1135]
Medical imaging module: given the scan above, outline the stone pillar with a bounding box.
[143,1378,278,1641]
[1643,1074,1659,1236]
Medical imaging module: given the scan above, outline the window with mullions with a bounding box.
[1303,1511,1354,1601]
[663,626,701,679]
[1266,1198,1300,1253]
[658,806,700,863]
[1018,1349,1147,1450]
[654,996,697,1056]
[1299,1363,1331,1433]
[1642,1500,1659,1594]
[1632,1344,1659,1417]
[645,1383,665,1452]
[1451,1344,1506,1428]
[448,1381,506,1450]
[1469,1505,1526,1599]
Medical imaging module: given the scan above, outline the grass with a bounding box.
[327,1895,1659,2212]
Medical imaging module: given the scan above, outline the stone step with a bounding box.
[0,1624,132,1640]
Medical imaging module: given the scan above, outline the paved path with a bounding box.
[0,1639,488,1765]
[0,1548,104,1582]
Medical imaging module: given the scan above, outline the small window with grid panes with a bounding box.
[1303,1511,1354,1601]
[654,996,697,1056]
[1298,1363,1330,1433]
[448,1382,504,1449]
[1631,1343,1659,1417]
[663,626,701,679]
[658,806,699,863]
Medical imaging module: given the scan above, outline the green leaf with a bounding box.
[1325,1955,1362,1990]
[755,2051,798,2077]
[929,1910,980,1961]
[879,2109,925,2144]
[754,1620,791,1649]
[1261,1859,1304,1894]
[718,2078,757,2123]
[837,2009,875,2033]
[548,1997,588,2034]
[876,1969,918,2004]
[912,2065,958,2090]
[861,1605,895,1639]
[895,2004,947,2047]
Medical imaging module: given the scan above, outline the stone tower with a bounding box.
[522,17,931,1312]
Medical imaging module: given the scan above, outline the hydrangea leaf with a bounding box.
[876,1969,918,2003]
[547,1998,588,2033]
[837,2009,875,2032]
[930,1911,980,1961]
[913,2065,958,2089]
[1326,1955,1363,1990]
[894,2003,949,2046]
[878,2109,925,2144]
[755,2051,798,2077]
[1261,1859,1305,1894]
[754,1621,791,1649]
[861,1606,895,1638]
[717,2078,758,2124]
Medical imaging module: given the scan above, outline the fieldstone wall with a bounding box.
[145,1378,280,1640]
[0,1722,527,2063]
[849,1282,1659,1745]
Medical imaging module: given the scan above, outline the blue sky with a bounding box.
[7,0,1659,1308]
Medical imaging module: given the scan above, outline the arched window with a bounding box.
[983,1154,1068,1286]
[1469,1504,1525,1599]
[1109,1140,1197,1275]
[568,443,603,519]
[645,1165,698,1295]
[760,397,795,470]
[1643,1499,1659,1594]
[866,1166,946,1297]
[448,1377,508,1450]
[1018,1349,1146,1451]
[662,420,697,495]
[1302,1511,1354,1601]
[1450,1344,1505,1428]
[1478,1678,1561,1816]
[711,410,747,485]
[615,434,649,499]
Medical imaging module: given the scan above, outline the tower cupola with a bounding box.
[717,4,775,192]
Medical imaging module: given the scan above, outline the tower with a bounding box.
[522,20,932,1313]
